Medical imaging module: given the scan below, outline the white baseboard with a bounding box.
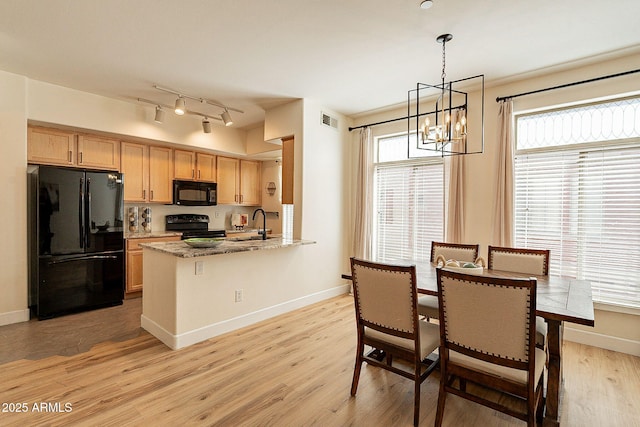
[142,284,351,350]
[140,315,178,349]
[564,326,640,357]
[0,309,30,326]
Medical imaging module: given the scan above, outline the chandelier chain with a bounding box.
[441,39,446,82]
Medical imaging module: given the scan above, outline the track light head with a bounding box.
[154,106,165,123]
[420,0,434,9]
[221,109,233,126]
[202,118,212,133]
[174,97,186,115]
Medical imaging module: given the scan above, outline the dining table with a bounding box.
[344,261,595,427]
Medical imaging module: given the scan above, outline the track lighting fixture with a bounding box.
[221,109,233,126]
[202,118,212,133]
[154,106,165,123]
[137,84,242,133]
[174,97,186,115]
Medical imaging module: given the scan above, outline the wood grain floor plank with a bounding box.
[1,295,638,426]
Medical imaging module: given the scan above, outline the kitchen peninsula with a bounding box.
[140,237,317,349]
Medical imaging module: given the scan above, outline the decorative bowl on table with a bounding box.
[183,238,225,248]
[435,255,485,275]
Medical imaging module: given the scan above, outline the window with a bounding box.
[514,96,640,308]
[373,133,444,261]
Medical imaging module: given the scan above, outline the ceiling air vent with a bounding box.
[321,112,338,129]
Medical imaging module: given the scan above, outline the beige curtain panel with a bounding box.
[492,100,515,247]
[353,127,374,259]
[446,155,465,243]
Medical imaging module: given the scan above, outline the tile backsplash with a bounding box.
[125,203,260,231]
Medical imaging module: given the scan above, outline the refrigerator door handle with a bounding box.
[47,254,120,265]
[79,177,85,248]
[86,177,92,249]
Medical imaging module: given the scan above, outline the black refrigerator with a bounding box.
[28,166,125,319]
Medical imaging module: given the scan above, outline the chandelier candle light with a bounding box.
[408,33,484,156]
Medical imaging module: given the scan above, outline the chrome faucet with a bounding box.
[252,208,267,240]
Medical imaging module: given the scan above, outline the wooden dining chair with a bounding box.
[418,242,480,320]
[349,257,440,427]
[488,245,550,349]
[435,269,545,427]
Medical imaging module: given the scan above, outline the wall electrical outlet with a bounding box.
[235,289,243,302]
[195,261,204,275]
[215,211,220,218]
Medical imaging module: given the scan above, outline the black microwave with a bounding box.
[173,180,217,206]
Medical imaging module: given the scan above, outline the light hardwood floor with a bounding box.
[1,295,638,426]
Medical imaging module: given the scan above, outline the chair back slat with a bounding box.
[488,246,550,276]
[431,242,479,263]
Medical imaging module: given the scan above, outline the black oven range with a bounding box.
[165,214,226,239]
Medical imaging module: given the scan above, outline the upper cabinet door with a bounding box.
[120,142,149,202]
[77,135,120,170]
[239,160,262,206]
[216,156,240,204]
[174,149,196,180]
[148,146,173,204]
[196,153,216,182]
[28,126,76,166]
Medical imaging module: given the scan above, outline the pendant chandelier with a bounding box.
[408,33,484,156]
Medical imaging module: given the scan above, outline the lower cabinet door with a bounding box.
[126,250,144,293]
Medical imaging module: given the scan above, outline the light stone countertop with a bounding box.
[140,237,315,258]
[125,231,183,239]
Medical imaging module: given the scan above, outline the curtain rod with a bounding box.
[348,103,465,132]
[349,114,409,132]
[495,68,640,103]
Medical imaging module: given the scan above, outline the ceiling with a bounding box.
[1,0,639,130]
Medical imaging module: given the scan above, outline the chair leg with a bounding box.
[435,378,447,426]
[413,362,421,427]
[351,342,364,396]
[387,354,393,366]
[536,375,545,423]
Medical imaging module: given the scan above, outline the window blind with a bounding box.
[374,160,444,262]
[515,144,640,308]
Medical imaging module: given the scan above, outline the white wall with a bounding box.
[0,70,29,325]
[349,51,640,355]
[265,99,351,294]
[27,80,248,154]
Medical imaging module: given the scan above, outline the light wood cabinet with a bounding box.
[149,146,173,203]
[282,137,294,204]
[121,142,149,202]
[28,126,120,170]
[196,152,217,182]
[126,236,181,294]
[121,142,172,203]
[28,126,76,166]
[77,135,120,170]
[216,157,261,205]
[239,159,262,205]
[174,150,217,182]
[174,149,196,180]
[216,156,240,204]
